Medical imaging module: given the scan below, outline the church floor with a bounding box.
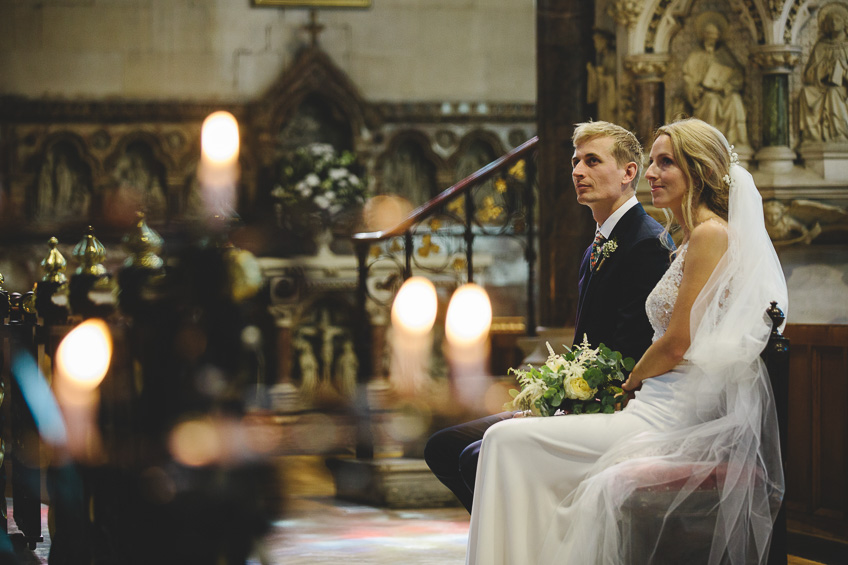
[4,455,832,564]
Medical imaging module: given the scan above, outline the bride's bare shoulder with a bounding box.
[688,218,729,255]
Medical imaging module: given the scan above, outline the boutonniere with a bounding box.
[596,237,618,271]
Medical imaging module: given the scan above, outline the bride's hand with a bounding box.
[622,372,642,392]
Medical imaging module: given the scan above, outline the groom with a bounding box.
[424,121,672,513]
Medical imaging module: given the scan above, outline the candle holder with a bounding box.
[117,212,166,318]
[35,237,70,325]
[69,226,116,319]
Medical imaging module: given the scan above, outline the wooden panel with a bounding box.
[782,324,848,543]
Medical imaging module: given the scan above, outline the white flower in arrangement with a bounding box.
[314,195,331,210]
[328,168,347,180]
[305,173,320,187]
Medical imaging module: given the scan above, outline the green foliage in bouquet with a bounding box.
[508,337,635,416]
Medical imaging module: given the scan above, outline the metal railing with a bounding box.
[349,136,539,458]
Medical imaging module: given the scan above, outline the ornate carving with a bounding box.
[625,56,670,78]
[646,0,675,52]
[750,46,803,72]
[764,198,848,246]
[768,0,784,19]
[738,0,766,44]
[784,0,805,44]
[607,0,643,29]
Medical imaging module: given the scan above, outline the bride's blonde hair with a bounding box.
[654,118,731,238]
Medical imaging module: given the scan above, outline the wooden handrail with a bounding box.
[353,135,538,242]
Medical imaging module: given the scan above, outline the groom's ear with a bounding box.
[622,161,639,187]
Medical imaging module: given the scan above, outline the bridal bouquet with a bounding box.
[508,337,634,416]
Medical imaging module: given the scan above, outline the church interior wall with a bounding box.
[0,0,536,103]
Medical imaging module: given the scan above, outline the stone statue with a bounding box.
[682,12,749,146]
[587,29,618,122]
[295,337,319,396]
[799,3,848,142]
[113,144,168,220]
[335,340,358,398]
[35,143,91,221]
[764,198,848,246]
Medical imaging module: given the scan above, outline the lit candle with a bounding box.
[390,276,438,395]
[445,283,492,348]
[199,111,240,221]
[445,283,492,413]
[54,318,112,462]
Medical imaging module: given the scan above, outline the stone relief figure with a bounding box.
[381,140,437,207]
[112,142,168,220]
[764,198,848,245]
[294,336,319,396]
[335,340,358,398]
[798,3,848,142]
[35,142,92,221]
[587,29,618,122]
[683,12,749,147]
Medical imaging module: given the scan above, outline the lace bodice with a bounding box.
[646,244,687,341]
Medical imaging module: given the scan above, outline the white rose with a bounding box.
[563,376,596,401]
[329,168,347,180]
[305,173,320,187]
[314,195,331,209]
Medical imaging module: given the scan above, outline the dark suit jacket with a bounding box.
[574,203,672,363]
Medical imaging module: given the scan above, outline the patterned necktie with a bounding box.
[590,231,606,270]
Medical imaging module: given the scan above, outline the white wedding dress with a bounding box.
[466,164,787,565]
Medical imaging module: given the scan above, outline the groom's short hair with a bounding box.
[572,121,643,191]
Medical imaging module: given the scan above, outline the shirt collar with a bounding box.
[598,196,638,239]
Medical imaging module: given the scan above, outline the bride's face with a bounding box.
[645,135,687,213]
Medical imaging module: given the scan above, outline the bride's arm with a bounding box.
[623,221,728,391]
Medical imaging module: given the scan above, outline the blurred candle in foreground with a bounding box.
[54,318,112,462]
[445,283,492,413]
[390,276,438,396]
[199,110,240,221]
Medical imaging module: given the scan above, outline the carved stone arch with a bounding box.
[448,129,506,179]
[450,130,517,226]
[377,130,444,207]
[104,132,171,224]
[643,0,764,54]
[786,0,817,44]
[27,131,97,224]
[250,46,381,167]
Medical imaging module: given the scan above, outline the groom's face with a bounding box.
[571,136,631,208]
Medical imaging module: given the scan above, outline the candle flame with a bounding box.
[201,111,240,164]
[445,283,492,347]
[391,276,438,336]
[56,318,112,391]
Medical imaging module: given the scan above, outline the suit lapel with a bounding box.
[575,204,646,330]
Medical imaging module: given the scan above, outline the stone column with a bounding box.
[751,46,802,173]
[624,54,670,147]
[536,0,595,329]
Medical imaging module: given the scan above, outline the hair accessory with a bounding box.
[729,145,740,167]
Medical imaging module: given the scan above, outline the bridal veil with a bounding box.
[539,161,788,564]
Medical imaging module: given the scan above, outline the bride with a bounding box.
[465,118,787,565]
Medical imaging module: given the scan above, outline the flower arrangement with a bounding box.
[271,143,368,226]
[508,337,634,416]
